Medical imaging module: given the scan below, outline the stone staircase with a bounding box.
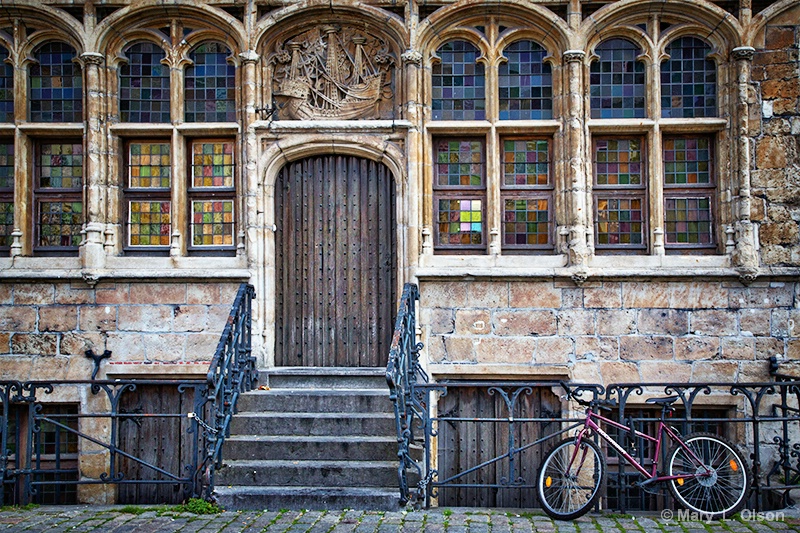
[214,367,403,510]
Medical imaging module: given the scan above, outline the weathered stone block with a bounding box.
[0,306,36,331]
[0,333,9,353]
[130,283,187,305]
[789,339,800,360]
[14,283,55,305]
[39,306,79,332]
[598,361,640,385]
[534,337,573,364]
[756,137,788,169]
[173,305,210,333]
[0,285,12,304]
[639,361,692,383]
[772,309,791,337]
[185,333,220,360]
[455,309,491,335]
[429,309,455,335]
[95,283,130,304]
[639,309,689,335]
[30,355,68,380]
[493,310,557,336]
[756,337,785,360]
[11,333,58,355]
[620,336,673,360]
[60,332,106,356]
[118,305,173,332]
[557,310,595,335]
[142,334,186,362]
[690,310,738,336]
[55,284,94,305]
[740,309,772,337]
[571,361,601,383]
[691,361,738,382]
[560,288,583,308]
[721,337,756,360]
[80,452,112,480]
[597,310,636,335]
[622,283,670,308]
[475,337,536,364]
[80,305,117,332]
[671,282,728,309]
[730,285,795,308]
[420,281,467,308]
[187,283,222,305]
[575,336,619,360]
[790,309,800,337]
[584,283,622,308]
[765,26,796,50]
[508,282,561,308]
[77,483,115,504]
[442,336,477,362]
[760,222,800,245]
[675,336,720,360]
[219,284,242,304]
[105,332,145,360]
[466,281,509,307]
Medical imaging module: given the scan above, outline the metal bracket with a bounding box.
[85,349,112,380]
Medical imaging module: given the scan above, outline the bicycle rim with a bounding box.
[538,438,604,520]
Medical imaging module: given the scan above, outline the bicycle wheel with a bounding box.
[538,437,606,520]
[667,432,750,519]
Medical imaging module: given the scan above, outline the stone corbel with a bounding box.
[568,225,590,268]
[421,226,433,255]
[239,50,260,64]
[170,231,182,258]
[401,49,422,65]
[82,222,106,269]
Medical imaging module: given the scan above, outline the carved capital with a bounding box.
[239,50,260,64]
[731,46,755,62]
[79,52,105,66]
[401,49,423,65]
[563,50,586,63]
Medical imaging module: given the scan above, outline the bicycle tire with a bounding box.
[667,432,750,519]
[537,437,606,520]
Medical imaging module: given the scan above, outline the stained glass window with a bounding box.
[0,142,13,189]
[191,200,234,246]
[191,141,234,188]
[503,198,550,247]
[435,140,484,187]
[128,200,171,247]
[596,197,644,246]
[499,41,552,120]
[39,143,83,189]
[594,139,643,185]
[502,139,549,186]
[29,42,83,122]
[0,142,13,247]
[128,142,171,188]
[432,41,485,121]
[0,201,12,248]
[38,201,83,248]
[661,37,716,118]
[120,43,170,123]
[663,137,711,185]
[665,197,713,245]
[437,198,483,246]
[185,43,236,122]
[0,46,13,123]
[590,39,645,119]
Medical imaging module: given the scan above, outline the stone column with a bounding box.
[79,52,106,270]
[402,48,424,265]
[563,50,590,272]
[730,46,759,281]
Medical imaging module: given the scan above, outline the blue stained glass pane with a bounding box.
[185,42,236,122]
[590,39,645,119]
[661,37,716,118]
[120,42,170,123]
[432,41,485,120]
[499,41,552,120]
[29,43,82,122]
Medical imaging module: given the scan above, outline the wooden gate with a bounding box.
[275,155,397,367]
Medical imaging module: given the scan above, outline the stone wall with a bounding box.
[419,279,799,385]
[752,17,800,266]
[0,281,241,381]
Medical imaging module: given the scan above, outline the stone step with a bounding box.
[214,485,401,511]
[236,389,392,414]
[229,411,395,436]
[265,367,387,390]
[223,435,398,461]
[216,459,398,487]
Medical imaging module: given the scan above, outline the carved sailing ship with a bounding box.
[271,26,394,120]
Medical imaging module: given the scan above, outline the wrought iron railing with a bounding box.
[0,282,256,505]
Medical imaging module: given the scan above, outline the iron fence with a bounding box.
[0,282,256,505]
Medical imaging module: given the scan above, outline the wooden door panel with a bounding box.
[275,155,396,367]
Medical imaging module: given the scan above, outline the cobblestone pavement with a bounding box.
[1,507,800,533]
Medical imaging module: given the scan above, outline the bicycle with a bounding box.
[537,393,751,520]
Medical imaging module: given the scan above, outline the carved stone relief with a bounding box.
[269,25,396,120]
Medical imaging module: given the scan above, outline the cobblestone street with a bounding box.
[1,507,799,533]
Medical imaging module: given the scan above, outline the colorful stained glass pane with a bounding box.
[665,197,713,245]
[499,41,552,120]
[191,141,234,188]
[594,139,643,186]
[191,199,234,246]
[128,200,171,246]
[0,201,13,247]
[39,142,83,189]
[596,196,644,246]
[0,46,13,123]
[432,41,486,121]
[120,43,170,123]
[502,140,549,186]
[435,140,484,187]
[29,42,83,122]
[185,43,236,122]
[0,142,13,189]
[437,198,483,246]
[129,142,171,188]
[590,39,645,119]
[661,37,716,118]
[663,137,711,185]
[38,200,83,247]
[503,197,550,246]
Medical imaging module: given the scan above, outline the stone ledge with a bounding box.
[427,363,569,380]
[104,361,210,379]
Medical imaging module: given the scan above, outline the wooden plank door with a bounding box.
[275,155,397,367]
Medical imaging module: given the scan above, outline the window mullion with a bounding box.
[171,130,185,256]
[648,128,663,255]
[487,127,500,254]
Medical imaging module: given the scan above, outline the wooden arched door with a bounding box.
[275,155,397,367]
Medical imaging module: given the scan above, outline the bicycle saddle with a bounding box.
[645,395,679,406]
